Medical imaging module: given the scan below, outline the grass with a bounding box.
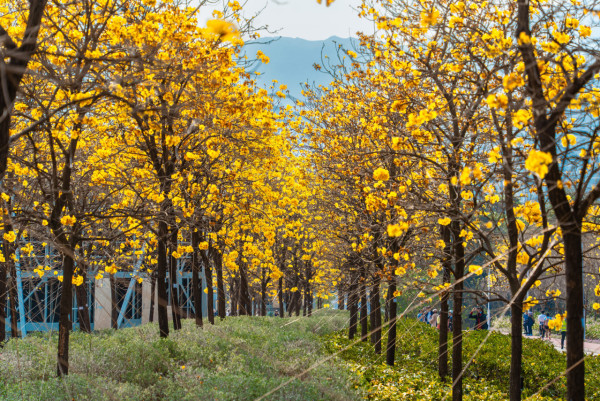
[0,310,361,401]
[587,319,600,340]
[322,317,600,400]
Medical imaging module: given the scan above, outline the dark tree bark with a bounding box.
[516,3,600,399]
[156,219,169,337]
[149,273,156,323]
[200,244,214,324]
[238,262,250,316]
[0,0,48,179]
[369,278,381,354]
[386,276,397,366]
[2,217,18,338]
[230,278,238,317]
[451,220,465,401]
[57,244,75,376]
[348,270,359,340]
[212,248,226,319]
[110,275,118,329]
[359,267,368,341]
[75,271,91,333]
[338,284,345,310]
[7,258,18,338]
[191,230,203,328]
[168,227,181,331]
[439,225,452,380]
[260,265,269,317]
[0,260,6,343]
[278,277,284,317]
[509,300,524,400]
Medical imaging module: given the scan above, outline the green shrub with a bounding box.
[587,319,600,340]
[322,317,600,400]
[490,314,511,332]
[0,310,360,400]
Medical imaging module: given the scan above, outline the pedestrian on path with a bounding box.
[429,309,439,329]
[561,312,567,350]
[523,311,534,336]
[538,311,548,338]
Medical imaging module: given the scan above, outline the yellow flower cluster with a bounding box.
[61,215,77,226]
[469,265,483,275]
[525,150,552,178]
[373,167,390,181]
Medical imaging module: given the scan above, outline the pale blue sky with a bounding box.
[201,0,374,40]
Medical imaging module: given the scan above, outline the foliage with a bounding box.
[490,315,511,332]
[0,311,359,400]
[587,319,600,341]
[323,318,600,400]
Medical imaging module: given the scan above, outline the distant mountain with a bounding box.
[243,36,360,102]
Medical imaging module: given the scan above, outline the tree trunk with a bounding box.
[0,261,6,343]
[156,219,169,337]
[57,249,74,376]
[212,249,226,319]
[360,271,368,342]
[191,230,203,328]
[168,227,181,331]
[509,300,524,401]
[110,275,118,329]
[200,247,214,324]
[261,280,267,317]
[230,278,238,317]
[439,225,452,380]
[564,229,584,401]
[238,264,250,316]
[369,278,381,354]
[338,285,345,310]
[8,262,18,338]
[451,229,465,401]
[278,277,284,317]
[348,271,358,340]
[75,271,91,333]
[149,273,156,323]
[0,0,48,180]
[386,276,397,366]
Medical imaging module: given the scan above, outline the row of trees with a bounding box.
[303,1,600,400]
[2,0,600,400]
[0,0,335,380]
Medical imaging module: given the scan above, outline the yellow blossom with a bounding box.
[525,150,552,178]
[373,167,390,181]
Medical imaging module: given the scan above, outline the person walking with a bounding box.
[560,312,567,350]
[526,311,534,335]
[538,311,547,338]
[429,309,439,329]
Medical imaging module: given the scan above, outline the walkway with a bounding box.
[495,328,600,355]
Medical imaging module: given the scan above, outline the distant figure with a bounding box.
[448,310,453,331]
[429,309,439,329]
[538,311,548,338]
[469,306,488,330]
[425,308,433,324]
[523,311,534,336]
